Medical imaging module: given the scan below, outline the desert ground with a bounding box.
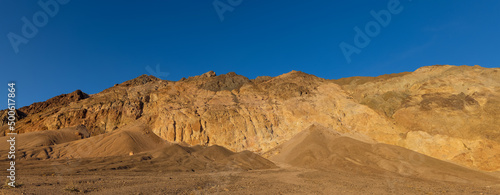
[1,157,500,194]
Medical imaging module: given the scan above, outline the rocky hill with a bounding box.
[1,65,499,171]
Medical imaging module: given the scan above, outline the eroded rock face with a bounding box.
[334,65,500,171]
[1,66,499,171]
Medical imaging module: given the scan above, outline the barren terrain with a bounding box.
[1,65,499,194]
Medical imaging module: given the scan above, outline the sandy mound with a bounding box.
[270,124,499,184]
[0,125,89,150]
[28,143,276,175]
[194,146,277,171]
[142,144,276,172]
[6,122,275,173]
[10,123,165,160]
[194,145,234,160]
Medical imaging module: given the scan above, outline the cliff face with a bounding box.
[335,65,500,171]
[2,65,499,171]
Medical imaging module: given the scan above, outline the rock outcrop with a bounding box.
[334,65,500,171]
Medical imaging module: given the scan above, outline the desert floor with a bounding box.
[2,159,500,195]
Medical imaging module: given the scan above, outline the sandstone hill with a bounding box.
[1,65,499,172]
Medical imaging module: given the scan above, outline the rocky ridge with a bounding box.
[1,65,499,171]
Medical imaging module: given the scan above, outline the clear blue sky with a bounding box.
[1,0,499,107]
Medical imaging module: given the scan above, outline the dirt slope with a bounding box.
[0,125,89,150]
[0,122,275,173]
[270,124,499,184]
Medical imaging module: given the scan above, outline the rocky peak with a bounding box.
[70,90,89,100]
[17,90,89,116]
[276,70,323,83]
[202,71,216,78]
[199,72,250,92]
[121,75,160,87]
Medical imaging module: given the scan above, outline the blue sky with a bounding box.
[1,0,499,107]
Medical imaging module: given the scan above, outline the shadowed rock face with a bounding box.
[1,65,499,171]
[19,89,89,116]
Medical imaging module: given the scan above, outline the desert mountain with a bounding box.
[1,65,499,172]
